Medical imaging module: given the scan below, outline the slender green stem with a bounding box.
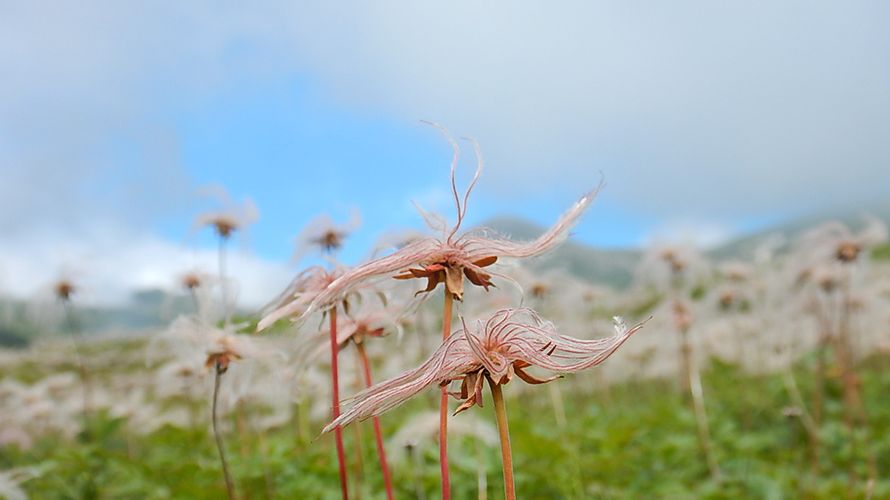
[218,235,231,327]
[330,307,350,500]
[489,379,515,500]
[670,268,721,485]
[258,430,275,500]
[689,359,721,484]
[474,421,488,500]
[212,364,236,500]
[782,364,818,442]
[838,263,877,486]
[406,443,427,500]
[357,342,395,500]
[351,423,364,500]
[62,300,93,440]
[812,300,830,477]
[548,381,567,429]
[188,287,202,317]
[440,291,454,500]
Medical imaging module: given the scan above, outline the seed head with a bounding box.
[302,124,600,314]
[54,280,75,302]
[323,308,645,432]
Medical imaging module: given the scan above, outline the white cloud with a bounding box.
[282,1,890,217]
[0,223,292,308]
[641,218,735,250]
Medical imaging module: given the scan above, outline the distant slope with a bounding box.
[479,216,642,288]
[6,209,886,339]
[483,207,890,287]
[707,208,890,261]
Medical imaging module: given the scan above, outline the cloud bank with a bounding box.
[284,1,890,217]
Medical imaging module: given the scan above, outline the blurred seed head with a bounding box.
[54,280,75,302]
[192,184,259,241]
[292,208,362,262]
[835,241,861,263]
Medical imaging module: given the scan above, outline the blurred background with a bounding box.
[2,1,889,318]
[3,4,890,498]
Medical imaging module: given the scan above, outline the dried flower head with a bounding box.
[323,308,644,432]
[54,280,76,302]
[796,217,888,268]
[303,125,599,314]
[193,184,259,240]
[672,300,693,331]
[289,306,398,372]
[165,315,281,374]
[718,288,738,310]
[256,265,349,332]
[530,283,550,300]
[636,242,706,291]
[660,249,687,273]
[810,265,840,293]
[178,269,212,291]
[293,208,362,261]
[835,241,861,263]
[719,261,752,282]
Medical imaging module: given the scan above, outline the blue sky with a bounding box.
[174,75,658,264]
[2,1,889,305]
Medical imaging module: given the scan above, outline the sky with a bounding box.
[1,1,889,306]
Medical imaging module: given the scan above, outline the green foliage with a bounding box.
[620,286,663,318]
[689,282,707,301]
[0,325,31,348]
[871,243,890,261]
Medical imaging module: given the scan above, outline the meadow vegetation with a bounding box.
[1,135,889,499]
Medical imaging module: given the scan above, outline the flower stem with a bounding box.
[212,364,236,500]
[689,359,721,484]
[356,342,395,500]
[474,417,488,500]
[811,301,830,476]
[440,291,454,500]
[489,379,515,500]
[218,235,231,327]
[258,430,275,500]
[62,300,93,441]
[838,263,877,487]
[330,307,350,500]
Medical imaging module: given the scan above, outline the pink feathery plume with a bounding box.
[323,308,645,433]
[256,265,346,332]
[301,126,602,314]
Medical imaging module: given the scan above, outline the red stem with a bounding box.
[330,307,350,500]
[357,343,395,500]
[440,291,454,500]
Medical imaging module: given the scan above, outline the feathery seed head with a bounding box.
[835,241,861,263]
[257,265,350,332]
[54,280,75,302]
[293,208,362,261]
[323,308,644,432]
[300,126,600,313]
[193,184,259,240]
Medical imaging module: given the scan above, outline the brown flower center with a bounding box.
[315,230,343,253]
[836,242,861,263]
[393,256,498,301]
[55,281,75,301]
